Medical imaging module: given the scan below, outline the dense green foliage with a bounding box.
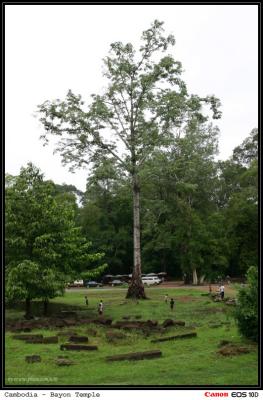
[234,266,258,342]
[216,129,258,277]
[5,164,106,313]
[79,128,258,282]
[5,131,257,303]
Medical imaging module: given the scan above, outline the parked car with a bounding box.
[142,276,162,286]
[86,281,103,288]
[111,279,123,286]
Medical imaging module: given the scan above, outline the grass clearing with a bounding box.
[5,287,258,386]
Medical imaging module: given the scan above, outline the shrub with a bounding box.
[234,266,258,342]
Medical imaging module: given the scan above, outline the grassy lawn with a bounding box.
[5,287,258,386]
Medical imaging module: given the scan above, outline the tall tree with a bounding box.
[37,20,221,298]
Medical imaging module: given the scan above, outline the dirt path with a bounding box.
[161,281,235,291]
[160,282,237,296]
[67,282,237,296]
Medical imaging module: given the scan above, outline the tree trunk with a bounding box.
[43,298,49,316]
[126,174,146,299]
[192,268,198,285]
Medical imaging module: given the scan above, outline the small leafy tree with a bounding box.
[5,163,106,315]
[37,20,221,298]
[234,266,258,342]
[6,261,64,317]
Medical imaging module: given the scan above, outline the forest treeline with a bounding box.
[6,127,257,288]
[77,127,258,283]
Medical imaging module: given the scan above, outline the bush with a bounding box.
[234,266,258,342]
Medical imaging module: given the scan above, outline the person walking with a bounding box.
[84,295,89,306]
[170,298,175,310]
[219,284,225,300]
[164,294,168,303]
[98,300,104,315]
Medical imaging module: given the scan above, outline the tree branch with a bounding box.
[106,118,131,151]
[102,143,128,169]
[106,98,131,140]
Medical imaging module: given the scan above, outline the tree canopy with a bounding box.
[5,163,106,315]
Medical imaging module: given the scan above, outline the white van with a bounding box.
[68,279,84,287]
[142,276,162,286]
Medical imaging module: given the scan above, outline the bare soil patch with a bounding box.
[218,344,250,356]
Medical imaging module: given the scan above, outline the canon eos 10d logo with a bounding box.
[205,392,259,398]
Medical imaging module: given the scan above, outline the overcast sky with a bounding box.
[5,4,258,192]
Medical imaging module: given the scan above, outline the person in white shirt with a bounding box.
[219,285,225,300]
[98,300,103,315]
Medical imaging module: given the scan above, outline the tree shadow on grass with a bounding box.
[5,300,88,321]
